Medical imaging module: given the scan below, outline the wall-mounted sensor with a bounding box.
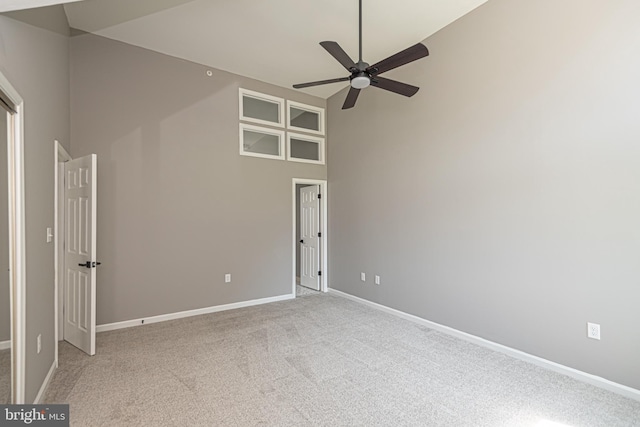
[206,70,213,77]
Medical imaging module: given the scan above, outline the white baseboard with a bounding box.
[0,340,9,350]
[34,360,56,404]
[97,293,295,333]
[329,288,640,402]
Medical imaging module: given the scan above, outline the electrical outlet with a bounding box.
[37,334,42,354]
[360,272,366,282]
[375,275,380,285]
[587,322,601,340]
[225,274,231,283]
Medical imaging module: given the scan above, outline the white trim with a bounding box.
[239,123,285,160]
[96,294,294,333]
[53,140,71,369]
[0,340,9,350]
[88,154,97,355]
[1,69,26,404]
[292,179,328,296]
[33,360,56,404]
[287,100,325,136]
[239,88,285,128]
[329,289,640,402]
[287,132,325,165]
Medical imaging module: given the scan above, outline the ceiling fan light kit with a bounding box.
[351,73,371,89]
[293,0,430,109]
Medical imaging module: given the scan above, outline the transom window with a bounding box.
[239,88,325,164]
[287,133,324,165]
[287,101,324,135]
[239,123,285,160]
[239,89,284,127]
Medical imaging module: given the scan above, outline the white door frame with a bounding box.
[1,70,26,404]
[292,178,327,295]
[53,140,71,367]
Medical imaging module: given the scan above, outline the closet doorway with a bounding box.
[292,178,327,296]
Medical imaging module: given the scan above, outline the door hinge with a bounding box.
[318,271,322,276]
[318,194,321,199]
[317,232,321,237]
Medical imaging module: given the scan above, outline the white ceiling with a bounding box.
[61,0,487,99]
[0,0,82,13]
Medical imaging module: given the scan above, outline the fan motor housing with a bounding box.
[355,60,370,71]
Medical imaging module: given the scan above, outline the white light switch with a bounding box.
[225,274,231,283]
[360,272,366,282]
[46,227,53,243]
[375,275,380,285]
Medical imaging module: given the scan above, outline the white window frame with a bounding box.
[287,100,325,136]
[239,123,285,160]
[287,132,325,165]
[239,88,285,128]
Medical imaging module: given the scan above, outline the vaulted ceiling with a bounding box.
[3,0,488,98]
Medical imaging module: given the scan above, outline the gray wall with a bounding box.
[70,33,326,325]
[327,0,640,390]
[0,6,70,403]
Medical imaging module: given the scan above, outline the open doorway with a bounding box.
[54,146,99,357]
[292,178,327,297]
[54,140,71,365]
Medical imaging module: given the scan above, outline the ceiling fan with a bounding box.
[293,0,430,109]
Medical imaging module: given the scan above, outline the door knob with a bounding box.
[78,261,102,268]
[299,239,304,244]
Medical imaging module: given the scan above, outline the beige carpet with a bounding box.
[44,294,640,426]
[296,284,320,297]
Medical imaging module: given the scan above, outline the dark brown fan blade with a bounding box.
[371,76,419,97]
[367,43,429,75]
[342,87,361,109]
[293,77,350,89]
[320,41,357,71]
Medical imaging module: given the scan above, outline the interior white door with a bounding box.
[299,185,320,291]
[63,154,97,356]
